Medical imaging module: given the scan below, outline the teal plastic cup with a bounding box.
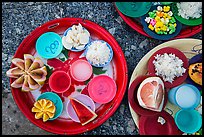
[174,109,202,134]
[168,84,201,109]
[37,92,63,120]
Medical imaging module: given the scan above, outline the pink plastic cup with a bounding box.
[70,59,93,82]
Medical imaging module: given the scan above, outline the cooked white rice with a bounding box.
[86,41,110,66]
[153,53,186,83]
[177,2,202,19]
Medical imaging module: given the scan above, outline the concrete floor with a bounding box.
[2,2,202,135]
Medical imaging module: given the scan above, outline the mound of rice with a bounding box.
[177,2,202,19]
[153,53,186,83]
[86,41,111,66]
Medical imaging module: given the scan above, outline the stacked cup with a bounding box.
[168,84,202,134]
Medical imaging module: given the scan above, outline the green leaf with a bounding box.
[61,48,69,59]
[45,64,53,80]
[92,66,107,75]
[85,79,91,85]
[59,57,65,62]
[77,89,82,92]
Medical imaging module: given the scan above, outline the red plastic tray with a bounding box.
[115,4,202,40]
[9,18,128,135]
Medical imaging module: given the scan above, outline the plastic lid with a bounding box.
[66,94,95,123]
[115,2,152,17]
[37,92,63,120]
[172,2,202,26]
[70,59,93,82]
[36,32,63,59]
[88,75,117,104]
[49,71,71,93]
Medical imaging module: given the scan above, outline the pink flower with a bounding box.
[150,19,156,26]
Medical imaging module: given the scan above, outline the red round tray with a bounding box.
[9,18,128,135]
[114,4,202,39]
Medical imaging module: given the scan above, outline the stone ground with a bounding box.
[2,2,202,135]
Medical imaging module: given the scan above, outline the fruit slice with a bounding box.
[6,67,24,78]
[21,75,30,92]
[188,63,202,86]
[12,58,25,70]
[27,57,44,72]
[27,75,40,90]
[6,54,47,92]
[24,54,34,71]
[70,97,97,125]
[137,77,165,112]
[31,99,56,122]
[29,66,47,86]
[11,75,24,88]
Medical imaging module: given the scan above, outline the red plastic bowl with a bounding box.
[128,75,168,116]
[114,3,202,40]
[147,47,189,88]
[139,111,183,135]
[9,18,128,135]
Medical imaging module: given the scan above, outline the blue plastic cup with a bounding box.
[174,109,202,134]
[168,84,201,109]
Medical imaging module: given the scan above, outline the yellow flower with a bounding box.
[163,6,170,12]
[167,15,171,19]
[156,21,164,28]
[163,13,168,18]
[32,99,56,122]
[148,24,154,31]
[155,16,161,22]
[161,25,167,31]
[155,28,161,33]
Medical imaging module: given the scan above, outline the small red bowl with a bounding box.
[49,70,71,93]
[128,75,168,116]
[139,111,183,135]
[148,47,189,88]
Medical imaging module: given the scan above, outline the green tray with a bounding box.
[172,2,202,26]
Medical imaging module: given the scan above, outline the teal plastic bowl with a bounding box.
[174,109,202,134]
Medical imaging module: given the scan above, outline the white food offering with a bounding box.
[157,116,166,125]
[153,53,186,83]
[177,2,202,19]
[86,41,111,66]
[62,23,90,50]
